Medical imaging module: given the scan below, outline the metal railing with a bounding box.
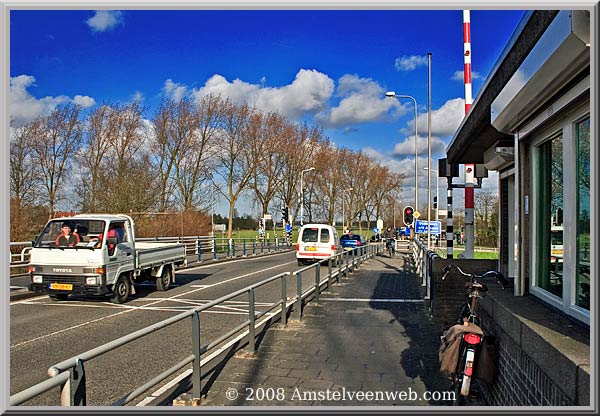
[10,242,384,406]
[411,238,439,301]
[9,236,292,277]
[9,242,33,276]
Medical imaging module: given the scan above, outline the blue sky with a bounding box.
[10,9,526,215]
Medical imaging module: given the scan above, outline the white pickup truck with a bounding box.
[28,214,186,303]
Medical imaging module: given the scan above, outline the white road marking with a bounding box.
[11,295,50,305]
[10,260,295,349]
[181,251,292,273]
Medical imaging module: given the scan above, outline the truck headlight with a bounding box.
[32,275,43,283]
[85,277,99,285]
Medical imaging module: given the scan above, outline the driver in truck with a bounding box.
[55,224,80,247]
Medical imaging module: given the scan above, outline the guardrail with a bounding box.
[411,238,439,301]
[10,242,384,406]
[9,236,291,277]
[9,242,33,276]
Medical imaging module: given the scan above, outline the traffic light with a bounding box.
[433,196,437,210]
[258,219,264,229]
[403,206,415,226]
[282,206,289,223]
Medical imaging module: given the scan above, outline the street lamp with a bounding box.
[300,167,315,226]
[424,167,439,221]
[385,92,418,216]
[342,187,354,232]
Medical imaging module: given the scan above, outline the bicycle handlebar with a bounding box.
[441,264,509,289]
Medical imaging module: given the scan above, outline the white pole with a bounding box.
[427,52,432,250]
[300,172,304,226]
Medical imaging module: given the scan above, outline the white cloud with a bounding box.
[73,95,96,107]
[131,91,144,103]
[394,55,428,71]
[86,11,123,32]
[412,97,465,138]
[315,74,404,128]
[451,70,482,81]
[191,69,335,120]
[10,75,95,125]
[391,135,447,157]
[163,79,189,102]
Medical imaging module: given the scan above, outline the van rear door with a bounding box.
[300,227,320,253]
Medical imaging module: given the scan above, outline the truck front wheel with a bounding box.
[156,267,171,291]
[110,274,131,304]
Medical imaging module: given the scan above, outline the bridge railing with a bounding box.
[10,242,384,406]
[9,236,292,277]
[411,237,439,301]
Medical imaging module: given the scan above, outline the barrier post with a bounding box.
[191,310,201,398]
[315,263,321,302]
[281,274,287,325]
[296,272,302,319]
[248,289,256,353]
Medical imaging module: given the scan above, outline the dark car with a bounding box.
[340,233,367,251]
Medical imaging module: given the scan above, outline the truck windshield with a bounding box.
[34,219,107,248]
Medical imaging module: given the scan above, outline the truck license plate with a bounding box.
[49,283,73,291]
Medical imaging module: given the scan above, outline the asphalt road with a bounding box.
[10,250,338,406]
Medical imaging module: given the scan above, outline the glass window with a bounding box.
[576,118,590,310]
[301,228,319,243]
[320,228,330,243]
[537,135,563,298]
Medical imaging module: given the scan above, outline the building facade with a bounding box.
[445,9,594,406]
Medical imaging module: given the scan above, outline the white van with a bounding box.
[296,224,342,266]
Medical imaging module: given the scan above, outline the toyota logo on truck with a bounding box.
[53,268,72,273]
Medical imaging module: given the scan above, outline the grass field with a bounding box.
[435,247,499,260]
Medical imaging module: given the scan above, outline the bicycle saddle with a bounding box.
[465,281,488,291]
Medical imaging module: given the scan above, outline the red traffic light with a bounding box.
[403,206,415,226]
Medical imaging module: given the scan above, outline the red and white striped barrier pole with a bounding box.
[463,9,475,259]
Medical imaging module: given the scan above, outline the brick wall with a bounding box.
[430,258,498,327]
[477,307,574,406]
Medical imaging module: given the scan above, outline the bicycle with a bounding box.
[385,238,396,258]
[439,264,509,405]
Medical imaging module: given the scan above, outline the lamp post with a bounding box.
[385,92,419,221]
[342,187,354,233]
[300,167,315,226]
[424,168,439,221]
[427,52,432,250]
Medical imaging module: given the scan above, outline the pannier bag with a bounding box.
[473,334,499,384]
[439,322,484,374]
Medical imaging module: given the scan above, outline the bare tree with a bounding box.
[313,143,347,225]
[29,104,83,218]
[78,104,118,212]
[475,190,499,247]
[95,102,158,213]
[175,94,223,211]
[277,123,322,224]
[214,100,254,237]
[249,112,288,217]
[10,121,41,238]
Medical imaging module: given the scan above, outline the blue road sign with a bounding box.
[415,220,442,235]
[373,227,379,234]
[285,223,292,233]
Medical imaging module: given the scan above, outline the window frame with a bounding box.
[528,108,590,324]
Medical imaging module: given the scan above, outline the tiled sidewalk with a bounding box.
[199,253,452,406]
